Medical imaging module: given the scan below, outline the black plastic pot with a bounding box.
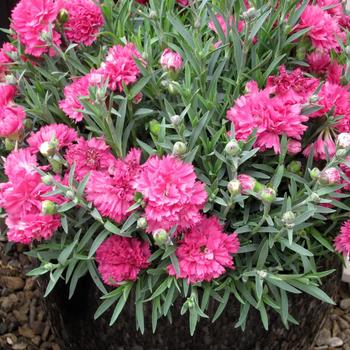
[38,258,341,350]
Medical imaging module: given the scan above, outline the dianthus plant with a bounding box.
[2,0,350,335]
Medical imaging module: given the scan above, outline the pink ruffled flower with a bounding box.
[335,220,350,255]
[237,174,257,193]
[0,85,17,105]
[11,0,62,57]
[63,0,104,46]
[65,137,116,181]
[287,140,302,155]
[59,74,96,122]
[266,66,319,104]
[316,0,343,19]
[319,167,341,184]
[27,123,78,153]
[303,132,336,160]
[327,61,343,84]
[134,155,207,233]
[208,15,233,36]
[99,43,143,92]
[226,81,309,154]
[160,49,183,72]
[96,235,151,285]
[307,50,331,74]
[0,43,17,79]
[0,105,25,138]
[168,216,240,283]
[4,148,38,181]
[85,148,141,223]
[297,5,345,51]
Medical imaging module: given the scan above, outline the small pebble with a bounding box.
[341,298,350,310]
[327,336,344,348]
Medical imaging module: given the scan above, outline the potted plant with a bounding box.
[1,0,350,348]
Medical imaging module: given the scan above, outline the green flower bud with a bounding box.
[24,119,33,129]
[242,7,257,19]
[309,167,321,181]
[287,160,302,174]
[149,119,161,136]
[170,114,181,126]
[310,192,320,203]
[225,140,241,156]
[149,10,157,19]
[282,211,295,228]
[260,188,276,204]
[41,200,57,215]
[49,156,62,174]
[296,46,306,60]
[137,217,147,230]
[152,229,168,246]
[187,298,195,308]
[41,174,53,185]
[167,82,177,95]
[4,138,15,151]
[39,137,58,157]
[256,270,267,279]
[173,141,187,156]
[57,9,69,24]
[227,180,241,196]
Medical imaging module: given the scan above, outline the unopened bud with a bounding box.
[41,174,53,185]
[242,7,257,19]
[149,10,157,19]
[319,167,340,185]
[170,114,181,126]
[137,217,147,230]
[337,133,350,149]
[227,180,241,196]
[152,229,168,246]
[287,160,302,174]
[260,188,276,204]
[41,200,57,215]
[167,82,177,95]
[173,141,187,156]
[256,270,267,279]
[4,138,15,151]
[282,211,295,228]
[225,140,241,156]
[309,167,321,181]
[58,9,69,24]
[149,119,161,136]
[66,190,75,200]
[39,137,58,157]
[310,192,320,203]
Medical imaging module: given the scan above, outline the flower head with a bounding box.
[0,43,17,79]
[160,49,183,72]
[0,85,17,106]
[11,0,62,57]
[99,43,143,92]
[96,235,150,285]
[134,155,207,233]
[168,216,240,283]
[65,137,116,181]
[303,132,336,160]
[335,219,350,255]
[287,140,302,155]
[85,148,141,223]
[0,105,25,138]
[27,123,77,153]
[62,0,104,46]
[237,174,257,193]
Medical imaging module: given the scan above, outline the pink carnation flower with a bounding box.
[96,235,150,285]
[168,216,240,283]
[134,155,207,233]
[65,137,116,181]
[0,85,17,106]
[303,132,336,160]
[0,43,16,79]
[59,74,96,122]
[287,139,302,155]
[27,123,78,153]
[237,174,257,193]
[307,50,331,74]
[317,0,343,19]
[319,167,341,185]
[99,43,143,92]
[226,81,308,154]
[0,105,25,138]
[335,220,350,256]
[11,0,62,57]
[160,49,183,72]
[85,148,141,223]
[297,5,345,51]
[63,0,104,46]
[208,15,233,36]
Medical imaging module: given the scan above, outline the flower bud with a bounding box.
[57,9,69,24]
[4,138,15,151]
[310,192,320,203]
[41,174,54,185]
[227,180,241,196]
[149,119,161,136]
[260,188,276,204]
[337,133,350,149]
[167,82,177,95]
[152,229,168,246]
[319,167,340,185]
[237,174,260,194]
[41,200,57,215]
[133,92,143,104]
[149,10,157,19]
[287,160,302,174]
[160,49,183,72]
[282,211,295,228]
[242,7,257,19]
[39,137,58,157]
[173,141,187,156]
[66,190,75,200]
[137,217,147,230]
[225,140,241,156]
[287,140,301,155]
[170,114,181,126]
[309,167,321,181]
[256,270,267,279]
